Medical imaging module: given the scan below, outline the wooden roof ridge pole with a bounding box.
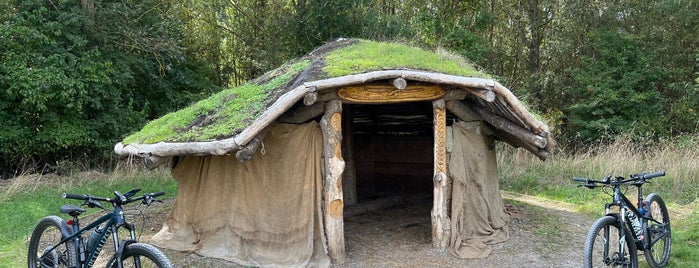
[431,99,450,251]
[320,99,346,264]
[308,70,497,103]
[235,125,272,162]
[471,106,548,149]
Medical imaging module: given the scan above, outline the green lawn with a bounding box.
[0,169,177,267]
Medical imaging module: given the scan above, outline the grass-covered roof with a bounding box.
[122,39,490,145]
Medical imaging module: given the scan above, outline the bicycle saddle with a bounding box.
[60,204,86,217]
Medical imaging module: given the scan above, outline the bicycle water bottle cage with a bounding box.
[60,204,86,217]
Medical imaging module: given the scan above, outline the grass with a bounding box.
[498,135,699,267]
[122,60,311,144]
[0,165,177,267]
[323,40,488,78]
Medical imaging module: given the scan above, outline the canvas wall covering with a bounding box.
[150,122,329,267]
[448,121,510,259]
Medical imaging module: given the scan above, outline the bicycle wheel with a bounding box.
[584,215,638,268]
[107,243,173,268]
[643,193,671,267]
[27,215,77,268]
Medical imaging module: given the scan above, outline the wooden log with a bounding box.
[443,88,470,101]
[234,85,310,146]
[277,102,325,124]
[471,106,547,149]
[320,100,346,264]
[235,126,271,162]
[303,91,318,106]
[490,81,547,135]
[493,129,549,161]
[431,99,450,251]
[114,139,240,157]
[445,100,494,135]
[445,100,480,121]
[317,89,340,102]
[390,77,407,90]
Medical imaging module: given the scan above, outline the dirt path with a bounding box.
[139,192,594,267]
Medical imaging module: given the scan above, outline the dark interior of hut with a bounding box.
[344,102,455,204]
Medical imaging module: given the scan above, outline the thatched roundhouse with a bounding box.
[115,39,553,267]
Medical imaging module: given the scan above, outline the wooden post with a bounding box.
[321,100,346,264]
[342,105,357,205]
[431,99,450,251]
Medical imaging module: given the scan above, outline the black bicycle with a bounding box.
[574,171,671,268]
[28,188,173,268]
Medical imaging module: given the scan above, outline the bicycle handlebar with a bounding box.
[572,177,589,183]
[62,190,165,206]
[631,171,665,180]
[573,171,665,188]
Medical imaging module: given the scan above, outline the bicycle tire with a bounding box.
[643,193,671,267]
[27,215,76,268]
[584,215,638,268]
[107,243,173,268]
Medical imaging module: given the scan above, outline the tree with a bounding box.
[0,0,214,175]
[566,31,664,142]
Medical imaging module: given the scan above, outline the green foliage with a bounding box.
[566,31,665,142]
[0,0,215,174]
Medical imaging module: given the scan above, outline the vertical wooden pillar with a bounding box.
[342,104,358,205]
[431,99,450,251]
[321,100,346,264]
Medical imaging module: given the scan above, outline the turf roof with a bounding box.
[122,39,489,145]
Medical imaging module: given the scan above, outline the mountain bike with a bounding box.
[573,171,671,268]
[28,188,173,268]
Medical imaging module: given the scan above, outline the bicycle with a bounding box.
[27,188,173,268]
[573,171,671,268]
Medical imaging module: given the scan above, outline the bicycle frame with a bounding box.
[40,205,136,268]
[604,182,655,253]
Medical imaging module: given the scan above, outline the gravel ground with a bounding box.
[133,192,594,268]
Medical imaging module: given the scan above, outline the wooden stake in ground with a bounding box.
[431,99,451,251]
[321,100,346,264]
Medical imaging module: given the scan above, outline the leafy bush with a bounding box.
[0,0,215,176]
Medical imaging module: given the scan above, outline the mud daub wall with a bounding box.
[353,134,433,198]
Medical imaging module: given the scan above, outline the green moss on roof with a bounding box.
[122,39,491,145]
[122,60,310,144]
[323,40,488,78]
